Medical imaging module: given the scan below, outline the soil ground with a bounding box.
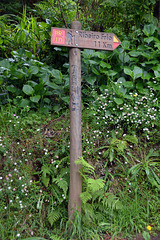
[103,232,160,240]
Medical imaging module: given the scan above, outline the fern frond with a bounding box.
[95,212,106,223]
[123,134,138,145]
[41,165,51,187]
[83,203,94,218]
[52,178,68,196]
[93,189,105,202]
[50,235,63,240]
[80,191,92,204]
[102,193,122,210]
[41,164,51,176]
[75,157,95,174]
[51,185,62,202]
[87,178,105,193]
[82,203,96,227]
[48,209,62,226]
[42,175,50,187]
[110,138,127,152]
[59,167,69,177]
[75,157,95,175]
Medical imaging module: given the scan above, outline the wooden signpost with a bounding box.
[51,21,121,219]
[51,27,121,51]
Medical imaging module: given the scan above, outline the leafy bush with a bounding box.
[0,49,69,113]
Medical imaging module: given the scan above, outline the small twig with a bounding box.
[76,0,80,20]
[46,0,68,28]
[56,0,68,28]
[46,0,59,17]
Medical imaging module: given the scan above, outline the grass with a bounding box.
[0,105,160,240]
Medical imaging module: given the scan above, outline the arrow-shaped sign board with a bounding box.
[51,27,121,51]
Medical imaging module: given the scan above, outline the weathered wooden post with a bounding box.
[51,23,121,219]
[68,21,82,218]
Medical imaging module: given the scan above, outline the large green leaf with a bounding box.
[121,40,130,50]
[86,76,96,85]
[100,61,111,69]
[142,71,152,80]
[19,99,30,108]
[144,37,155,44]
[11,69,25,79]
[88,59,98,65]
[114,98,123,105]
[119,52,130,63]
[107,70,117,77]
[117,77,126,84]
[0,59,10,69]
[92,67,100,75]
[95,51,107,59]
[154,70,160,78]
[143,24,156,36]
[122,81,134,88]
[30,95,41,103]
[124,67,133,78]
[6,85,17,93]
[23,85,34,95]
[47,82,60,90]
[128,51,142,57]
[51,69,62,80]
[138,88,149,94]
[124,94,133,100]
[39,73,49,84]
[29,66,39,75]
[62,96,70,104]
[133,66,143,80]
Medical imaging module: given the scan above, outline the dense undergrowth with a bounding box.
[0,103,159,240]
[0,1,160,240]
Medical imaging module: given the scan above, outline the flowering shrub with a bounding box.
[90,84,159,140]
[0,109,71,239]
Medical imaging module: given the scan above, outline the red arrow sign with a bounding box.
[51,28,121,51]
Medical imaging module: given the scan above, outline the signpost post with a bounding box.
[51,21,121,219]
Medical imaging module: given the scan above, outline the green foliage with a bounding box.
[0,105,160,239]
[0,5,51,60]
[76,157,123,225]
[142,231,151,240]
[77,0,158,34]
[0,49,69,113]
[35,0,77,27]
[102,192,122,210]
[48,209,62,226]
[81,24,160,139]
[22,238,47,240]
[76,157,95,175]
[128,148,160,188]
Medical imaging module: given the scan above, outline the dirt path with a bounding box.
[103,232,160,240]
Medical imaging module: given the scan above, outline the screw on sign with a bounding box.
[51,21,121,219]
